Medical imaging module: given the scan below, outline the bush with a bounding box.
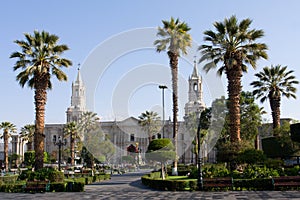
[237,149,266,164]
[0,183,24,192]
[18,168,64,182]
[50,182,66,192]
[233,178,274,191]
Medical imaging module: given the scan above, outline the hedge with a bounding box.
[142,172,299,191]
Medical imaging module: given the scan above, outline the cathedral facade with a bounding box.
[42,61,212,165]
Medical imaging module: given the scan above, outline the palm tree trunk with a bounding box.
[168,51,178,175]
[269,97,281,130]
[34,87,47,170]
[71,136,75,166]
[225,61,242,143]
[4,131,8,171]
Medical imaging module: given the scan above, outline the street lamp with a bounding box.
[53,136,67,171]
[158,85,167,138]
[196,111,203,190]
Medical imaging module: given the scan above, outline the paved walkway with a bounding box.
[1,170,300,199]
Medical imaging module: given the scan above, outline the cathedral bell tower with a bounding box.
[184,60,206,118]
[66,68,86,122]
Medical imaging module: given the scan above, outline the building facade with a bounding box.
[11,62,213,165]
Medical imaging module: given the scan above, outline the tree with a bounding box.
[138,111,161,143]
[78,111,100,140]
[78,111,102,168]
[0,122,17,171]
[199,15,268,142]
[185,111,210,165]
[154,17,192,173]
[240,91,264,143]
[64,121,79,166]
[98,136,115,163]
[20,124,35,151]
[251,65,299,129]
[146,138,175,180]
[11,30,72,170]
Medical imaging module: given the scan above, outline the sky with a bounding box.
[1,0,300,130]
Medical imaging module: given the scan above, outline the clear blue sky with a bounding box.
[1,0,300,130]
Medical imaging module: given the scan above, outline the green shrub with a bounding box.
[0,175,18,183]
[50,182,66,192]
[18,168,64,183]
[233,178,273,190]
[0,183,24,193]
[237,149,266,164]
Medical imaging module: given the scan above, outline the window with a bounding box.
[130,134,135,142]
[193,83,198,91]
[157,133,161,139]
[53,135,57,142]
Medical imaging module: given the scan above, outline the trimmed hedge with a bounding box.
[142,175,196,191]
[142,172,300,191]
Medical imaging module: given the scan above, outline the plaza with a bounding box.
[1,171,300,200]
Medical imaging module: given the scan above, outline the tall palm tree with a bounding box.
[154,17,192,173]
[199,15,268,142]
[11,30,72,170]
[138,111,161,143]
[0,122,17,171]
[251,65,299,129]
[20,124,35,151]
[64,121,79,166]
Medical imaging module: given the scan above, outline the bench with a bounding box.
[272,176,300,190]
[24,180,50,193]
[203,177,233,191]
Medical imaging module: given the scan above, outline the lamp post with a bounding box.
[158,85,167,138]
[53,136,67,171]
[196,111,203,190]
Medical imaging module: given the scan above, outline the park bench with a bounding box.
[272,176,300,190]
[24,180,50,193]
[203,177,233,191]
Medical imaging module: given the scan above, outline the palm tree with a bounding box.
[11,30,72,170]
[199,15,268,142]
[251,65,299,129]
[64,122,79,166]
[154,17,192,173]
[0,122,17,171]
[138,111,161,143]
[78,111,100,138]
[20,124,35,151]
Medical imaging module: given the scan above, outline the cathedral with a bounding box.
[33,61,212,165]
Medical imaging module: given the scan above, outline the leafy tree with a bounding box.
[185,111,209,165]
[146,138,175,179]
[11,30,72,170]
[78,111,101,168]
[251,65,299,129]
[240,91,264,143]
[64,121,79,166]
[24,151,35,168]
[262,121,295,158]
[138,110,161,142]
[199,15,268,142]
[0,122,17,171]
[20,124,35,151]
[154,17,192,173]
[98,137,115,163]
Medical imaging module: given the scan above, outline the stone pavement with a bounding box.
[1,170,300,200]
